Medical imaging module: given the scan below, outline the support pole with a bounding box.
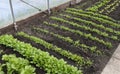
[20,0,41,11]
[47,0,51,15]
[9,0,17,31]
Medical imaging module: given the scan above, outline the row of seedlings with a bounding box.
[99,0,120,14]
[0,34,82,74]
[1,54,36,74]
[66,8,120,29]
[86,0,111,12]
[17,32,92,67]
[43,21,112,48]
[65,8,120,36]
[51,14,118,41]
[67,8,119,23]
[49,16,114,48]
[33,27,100,54]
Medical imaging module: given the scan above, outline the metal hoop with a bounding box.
[20,0,41,11]
[47,0,51,15]
[9,0,17,31]
[9,0,51,31]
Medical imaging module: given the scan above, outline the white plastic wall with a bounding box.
[0,0,71,29]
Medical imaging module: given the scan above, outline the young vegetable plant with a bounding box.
[87,0,111,12]
[51,14,118,40]
[0,35,82,74]
[33,27,101,55]
[2,54,36,74]
[99,0,120,14]
[44,21,112,48]
[65,9,120,29]
[67,8,118,23]
[17,32,92,67]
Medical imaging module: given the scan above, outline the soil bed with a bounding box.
[0,0,120,74]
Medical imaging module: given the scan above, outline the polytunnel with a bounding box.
[0,0,81,29]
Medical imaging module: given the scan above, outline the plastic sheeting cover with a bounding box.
[0,0,70,28]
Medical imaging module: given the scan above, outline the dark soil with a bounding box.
[109,4,120,20]
[0,0,120,74]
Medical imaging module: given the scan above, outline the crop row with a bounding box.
[2,54,36,74]
[17,32,92,66]
[43,21,112,48]
[86,0,111,12]
[33,27,100,54]
[65,9,120,29]
[0,35,82,74]
[65,10,120,36]
[51,14,118,41]
[99,0,120,14]
[67,8,118,23]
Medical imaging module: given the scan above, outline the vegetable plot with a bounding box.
[0,0,120,74]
